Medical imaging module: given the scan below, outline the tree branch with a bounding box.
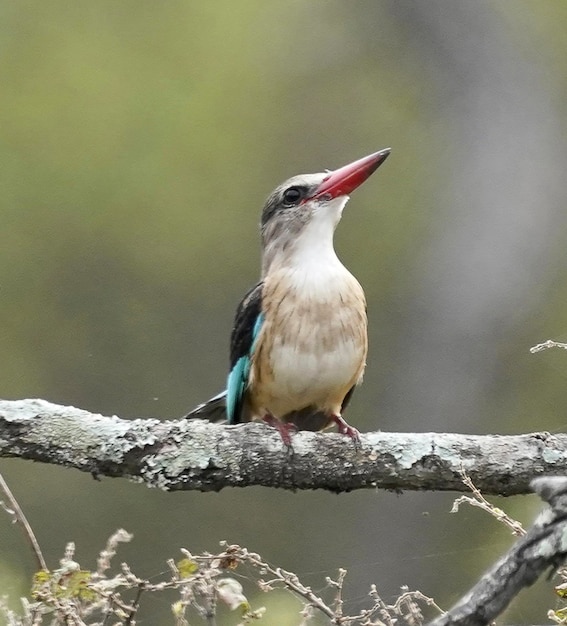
[0,398,564,494]
[429,476,567,626]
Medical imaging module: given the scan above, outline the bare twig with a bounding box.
[326,568,347,619]
[124,583,145,626]
[530,339,567,353]
[253,554,336,621]
[394,587,433,626]
[0,471,47,571]
[96,529,133,576]
[451,467,525,536]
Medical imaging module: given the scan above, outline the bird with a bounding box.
[186,148,391,445]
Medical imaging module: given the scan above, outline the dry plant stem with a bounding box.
[124,584,145,626]
[530,339,567,353]
[97,529,133,576]
[401,591,444,621]
[394,587,443,626]
[344,586,442,626]
[233,547,336,621]
[0,471,47,571]
[215,545,442,626]
[452,468,525,536]
[327,568,347,619]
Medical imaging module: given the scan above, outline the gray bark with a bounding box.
[0,398,565,494]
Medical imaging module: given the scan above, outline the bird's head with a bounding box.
[259,148,390,274]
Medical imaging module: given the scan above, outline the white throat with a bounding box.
[277,196,349,273]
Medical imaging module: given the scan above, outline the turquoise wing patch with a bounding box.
[226,312,264,423]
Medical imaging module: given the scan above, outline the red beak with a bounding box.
[309,148,391,201]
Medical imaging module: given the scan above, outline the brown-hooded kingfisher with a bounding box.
[186,148,391,445]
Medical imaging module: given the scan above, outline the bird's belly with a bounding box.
[252,302,367,417]
[270,340,361,409]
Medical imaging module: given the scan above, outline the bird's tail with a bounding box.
[184,390,228,422]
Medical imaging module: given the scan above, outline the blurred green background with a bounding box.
[2,1,567,623]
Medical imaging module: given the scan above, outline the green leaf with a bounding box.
[177,557,199,578]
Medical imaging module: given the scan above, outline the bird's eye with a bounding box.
[282,187,303,206]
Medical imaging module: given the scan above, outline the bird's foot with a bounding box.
[331,414,361,449]
[262,415,297,448]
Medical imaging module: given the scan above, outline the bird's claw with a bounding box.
[262,415,297,449]
[332,414,361,450]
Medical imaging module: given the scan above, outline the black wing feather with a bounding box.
[230,282,263,369]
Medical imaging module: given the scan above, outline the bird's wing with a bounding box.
[227,282,264,424]
[184,283,263,424]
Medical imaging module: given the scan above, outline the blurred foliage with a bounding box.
[2,1,567,623]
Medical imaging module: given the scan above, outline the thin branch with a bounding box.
[530,339,567,353]
[0,471,47,571]
[451,467,525,536]
[227,546,338,622]
[1,398,566,494]
[124,584,145,626]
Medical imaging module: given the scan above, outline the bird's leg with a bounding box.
[262,414,297,448]
[331,414,361,448]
